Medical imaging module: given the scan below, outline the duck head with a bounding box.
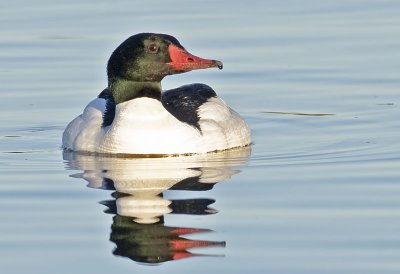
[107,33,223,83]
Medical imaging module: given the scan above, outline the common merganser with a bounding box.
[62,33,251,155]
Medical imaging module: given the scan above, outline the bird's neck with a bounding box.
[109,78,162,104]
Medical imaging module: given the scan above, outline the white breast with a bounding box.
[100,98,205,154]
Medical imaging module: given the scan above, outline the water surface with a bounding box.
[1,1,400,273]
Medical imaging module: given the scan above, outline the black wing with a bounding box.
[161,83,217,130]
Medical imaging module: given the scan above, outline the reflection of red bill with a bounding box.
[170,227,210,235]
[169,238,226,251]
[173,251,197,261]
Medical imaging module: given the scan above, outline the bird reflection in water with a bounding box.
[63,147,250,264]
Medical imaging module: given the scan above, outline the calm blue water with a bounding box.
[1,1,400,273]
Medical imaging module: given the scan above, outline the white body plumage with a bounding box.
[63,96,251,155]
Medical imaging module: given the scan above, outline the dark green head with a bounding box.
[107,33,223,84]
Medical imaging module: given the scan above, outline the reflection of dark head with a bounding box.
[110,215,225,264]
[111,215,173,263]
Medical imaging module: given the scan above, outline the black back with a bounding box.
[161,83,217,130]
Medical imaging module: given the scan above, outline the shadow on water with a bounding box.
[63,147,251,264]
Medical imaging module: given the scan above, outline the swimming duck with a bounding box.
[62,33,251,155]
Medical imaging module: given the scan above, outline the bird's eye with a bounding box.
[148,43,158,53]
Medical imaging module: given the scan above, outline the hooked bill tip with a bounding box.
[214,60,223,70]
